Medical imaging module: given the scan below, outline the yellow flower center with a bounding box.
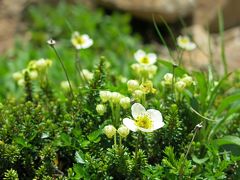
[135,114,153,129]
[180,38,189,44]
[140,56,150,64]
[74,36,85,45]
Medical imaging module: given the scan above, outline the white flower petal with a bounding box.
[131,103,146,119]
[134,49,146,62]
[123,118,138,132]
[138,127,154,132]
[147,109,164,130]
[147,53,157,65]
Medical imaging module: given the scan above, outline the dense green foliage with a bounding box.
[0,1,240,179]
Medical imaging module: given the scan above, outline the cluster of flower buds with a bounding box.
[103,124,129,139]
[97,91,131,116]
[127,79,156,100]
[12,58,52,86]
[162,73,194,92]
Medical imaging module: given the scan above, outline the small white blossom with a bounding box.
[177,35,196,51]
[134,49,157,65]
[71,31,93,50]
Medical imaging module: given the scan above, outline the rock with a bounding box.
[96,0,197,22]
[0,0,28,53]
[194,0,240,32]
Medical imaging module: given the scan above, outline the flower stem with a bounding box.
[50,45,74,98]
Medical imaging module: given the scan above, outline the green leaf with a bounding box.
[87,129,102,142]
[215,136,240,146]
[192,154,209,164]
[14,137,31,148]
[59,133,72,147]
[75,151,85,164]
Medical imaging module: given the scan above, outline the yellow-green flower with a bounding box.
[123,103,164,132]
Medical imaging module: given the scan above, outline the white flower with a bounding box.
[96,104,107,116]
[103,125,116,139]
[117,125,130,138]
[134,49,157,65]
[81,69,94,81]
[123,103,164,132]
[177,36,196,51]
[71,31,93,50]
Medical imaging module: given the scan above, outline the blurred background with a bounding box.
[0,0,240,99]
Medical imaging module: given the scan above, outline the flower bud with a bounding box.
[12,72,23,81]
[17,79,25,86]
[111,92,122,103]
[120,97,131,109]
[182,75,193,86]
[99,91,111,103]
[163,73,173,85]
[147,65,158,78]
[29,70,38,80]
[132,90,144,100]
[175,80,186,92]
[96,104,106,116]
[117,125,129,138]
[103,125,116,139]
[61,81,71,92]
[127,80,139,92]
[81,69,94,81]
[35,59,48,70]
[140,80,156,94]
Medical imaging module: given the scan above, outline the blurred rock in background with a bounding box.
[96,0,197,22]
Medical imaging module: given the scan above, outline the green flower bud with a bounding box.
[103,125,116,139]
[96,104,107,115]
[117,125,129,138]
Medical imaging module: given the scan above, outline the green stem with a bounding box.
[50,45,74,98]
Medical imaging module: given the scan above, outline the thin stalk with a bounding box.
[172,64,177,99]
[218,8,228,75]
[152,15,175,61]
[179,123,202,178]
[75,50,88,85]
[50,45,74,98]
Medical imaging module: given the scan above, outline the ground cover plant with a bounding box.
[0,1,240,179]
